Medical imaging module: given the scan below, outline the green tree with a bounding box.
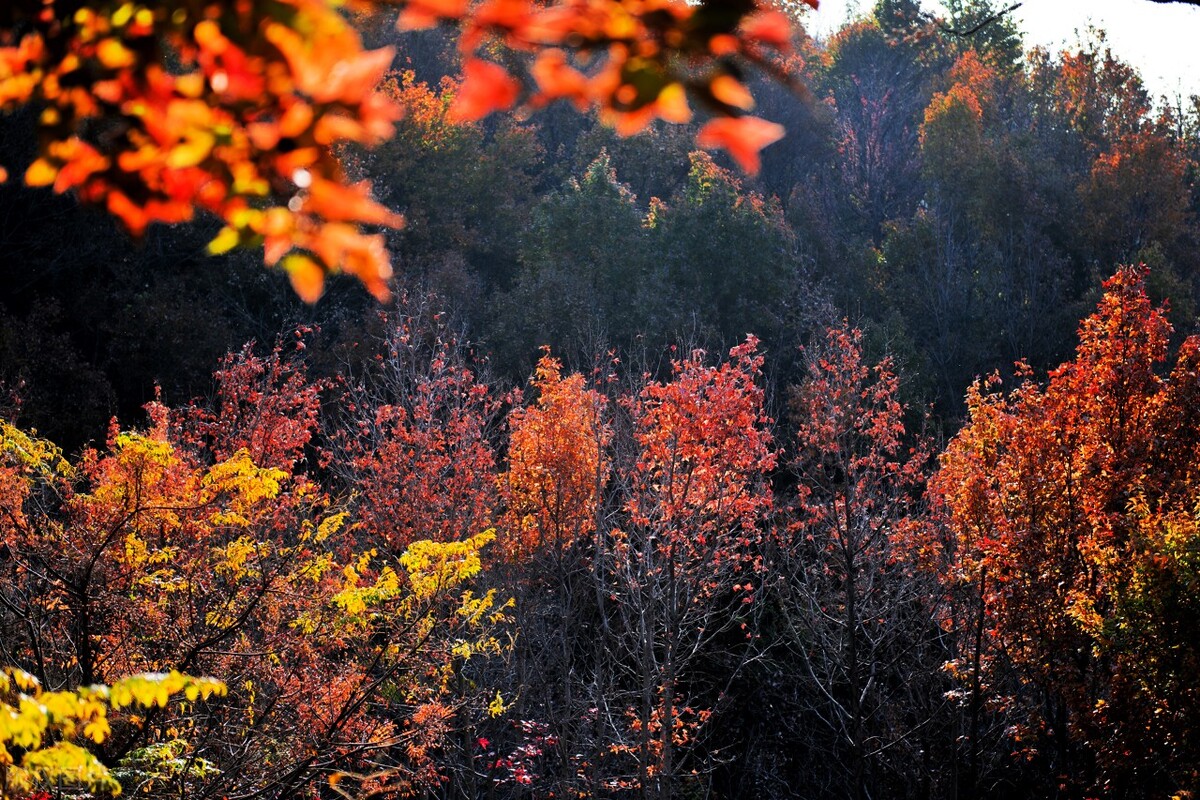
[649,152,799,346]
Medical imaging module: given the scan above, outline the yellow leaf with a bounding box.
[111,3,136,27]
[97,38,136,69]
[165,129,216,169]
[488,690,508,717]
[656,83,692,124]
[206,226,240,255]
[82,715,111,744]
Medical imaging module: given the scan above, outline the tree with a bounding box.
[368,71,542,291]
[500,351,611,562]
[649,152,799,347]
[610,337,776,800]
[0,0,801,300]
[774,323,939,799]
[339,297,501,554]
[494,151,656,368]
[820,5,936,239]
[933,266,1200,796]
[889,47,1076,410]
[492,352,614,798]
[1083,122,1192,270]
[0,341,512,799]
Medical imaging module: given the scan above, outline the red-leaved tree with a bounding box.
[933,266,1200,795]
[777,323,937,798]
[610,336,776,800]
[341,299,500,554]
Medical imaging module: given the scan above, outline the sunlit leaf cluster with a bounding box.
[0,0,801,299]
[0,667,223,799]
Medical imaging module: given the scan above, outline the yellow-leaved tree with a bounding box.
[0,343,512,800]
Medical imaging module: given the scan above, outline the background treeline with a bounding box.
[4,0,1200,452]
[4,0,1200,798]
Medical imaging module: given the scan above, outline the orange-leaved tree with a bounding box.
[499,351,611,562]
[0,0,807,300]
[932,266,1200,796]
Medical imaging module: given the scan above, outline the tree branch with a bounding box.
[935,3,1022,38]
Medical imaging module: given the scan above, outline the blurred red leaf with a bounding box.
[696,116,785,173]
[449,59,520,122]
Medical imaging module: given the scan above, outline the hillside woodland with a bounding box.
[2,0,1200,798]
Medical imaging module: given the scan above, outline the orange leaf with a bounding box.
[531,50,588,107]
[303,179,403,228]
[523,6,588,44]
[272,148,320,179]
[312,113,367,145]
[397,5,440,30]
[448,59,519,123]
[338,232,393,302]
[25,158,57,187]
[709,75,754,111]
[282,253,326,303]
[696,116,785,174]
[50,139,110,193]
[263,21,326,97]
[279,101,315,138]
[107,190,151,236]
[305,221,358,269]
[304,224,393,301]
[174,72,205,98]
[396,0,470,30]
[192,20,229,56]
[247,121,281,151]
[117,144,158,173]
[314,46,396,106]
[708,34,740,56]
[473,0,534,31]
[603,104,657,137]
[242,207,295,266]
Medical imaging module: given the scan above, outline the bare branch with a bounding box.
[935,2,1022,38]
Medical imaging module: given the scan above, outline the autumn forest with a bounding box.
[2,0,1200,798]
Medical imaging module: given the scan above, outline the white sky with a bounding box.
[803,0,1200,101]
